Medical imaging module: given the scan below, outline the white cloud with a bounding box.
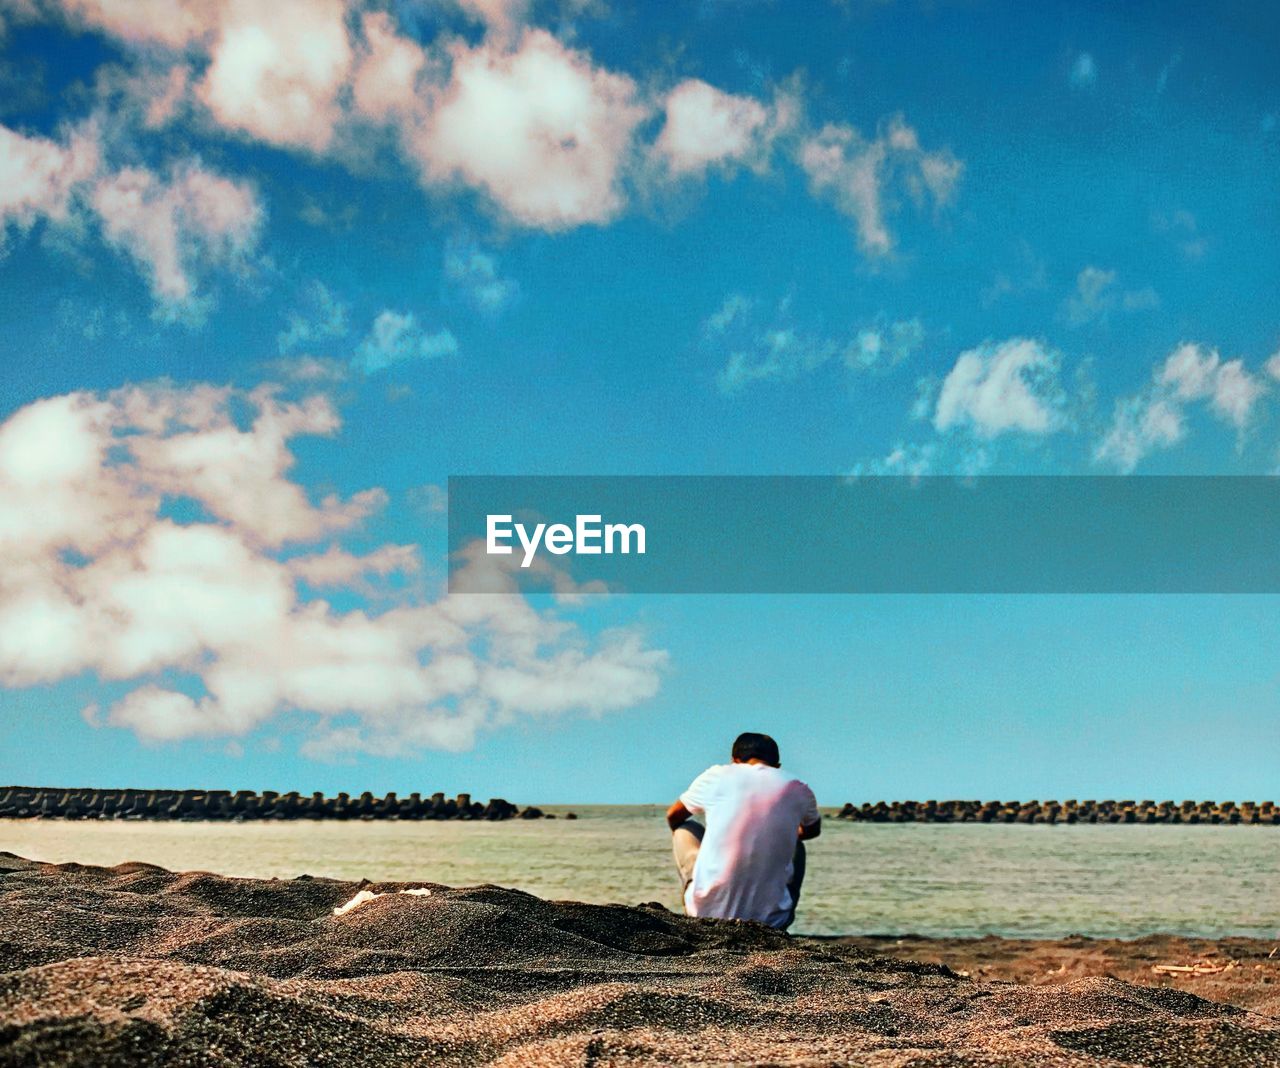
[197,0,353,152]
[933,338,1063,437]
[1206,359,1263,428]
[355,310,458,373]
[450,0,530,42]
[116,382,381,547]
[798,115,960,255]
[1095,342,1267,471]
[1060,265,1158,326]
[1157,342,1264,427]
[1094,395,1184,472]
[654,79,771,177]
[277,281,350,353]
[706,295,922,393]
[0,122,98,229]
[142,65,192,128]
[287,543,420,587]
[0,122,261,315]
[848,437,991,479]
[849,442,936,478]
[1070,52,1097,89]
[265,355,350,384]
[351,11,427,123]
[410,29,647,229]
[0,381,666,753]
[1152,209,1207,260]
[717,327,835,393]
[8,1,971,259]
[1159,341,1220,400]
[1122,287,1160,312]
[981,240,1048,307]
[1063,265,1112,321]
[443,237,520,313]
[8,4,964,253]
[55,0,219,47]
[845,318,925,371]
[1264,349,1280,382]
[799,128,888,253]
[703,293,751,335]
[408,482,449,519]
[91,163,261,308]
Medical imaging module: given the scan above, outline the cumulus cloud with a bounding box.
[91,163,260,308]
[0,381,666,753]
[351,10,428,123]
[26,6,651,231]
[1060,265,1158,326]
[798,115,961,254]
[0,122,99,229]
[653,79,787,178]
[7,2,965,255]
[355,310,458,373]
[286,543,420,587]
[197,0,353,152]
[0,121,261,314]
[410,29,647,229]
[52,0,219,47]
[933,338,1064,437]
[455,0,530,36]
[1094,394,1185,472]
[1095,342,1267,471]
[1159,342,1264,428]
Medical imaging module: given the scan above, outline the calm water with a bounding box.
[4,808,1278,938]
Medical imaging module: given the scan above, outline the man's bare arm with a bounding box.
[798,818,821,841]
[667,799,692,831]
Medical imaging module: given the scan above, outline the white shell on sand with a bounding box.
[332,887,432,916]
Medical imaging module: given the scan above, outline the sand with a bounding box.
[839,936,1280,1019]
[1,852,1278,1066]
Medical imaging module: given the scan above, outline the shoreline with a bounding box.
[2,852,1278,1066]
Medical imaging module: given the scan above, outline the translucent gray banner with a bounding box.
[447,476,1280,594]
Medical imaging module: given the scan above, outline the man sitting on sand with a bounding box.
[666,732,821,930]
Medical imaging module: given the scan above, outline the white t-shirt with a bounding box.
[679,762,821,928]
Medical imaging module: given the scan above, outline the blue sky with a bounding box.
[0,0,1278,804]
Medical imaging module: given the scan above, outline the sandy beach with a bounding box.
[2,852,1278,1067]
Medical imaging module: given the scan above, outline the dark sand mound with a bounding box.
[841,935,1280,1018]
[1,853,1277,1066]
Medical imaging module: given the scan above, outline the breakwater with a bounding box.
[0,786,566,821]
[836,799,1279,824]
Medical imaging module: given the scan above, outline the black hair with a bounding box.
[731,732,780,767]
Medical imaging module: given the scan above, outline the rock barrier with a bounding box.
[834,799,1279,824]
[0,786,566,821]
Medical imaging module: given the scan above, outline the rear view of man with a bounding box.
[666,732,821,930]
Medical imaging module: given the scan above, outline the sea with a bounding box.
[4,807,1278,939]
